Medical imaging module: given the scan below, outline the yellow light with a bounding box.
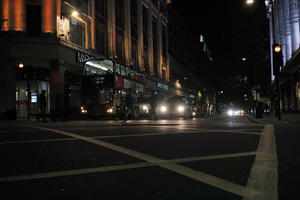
[71,10,79,17]
[107,108,113,113]
[246,0,254,5]
[80,106,84,110]
[18,63,24,69]
[274,45,281,53]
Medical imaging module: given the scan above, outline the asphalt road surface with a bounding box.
[0,115,281,199]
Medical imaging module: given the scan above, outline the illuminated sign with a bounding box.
[31,92,37,103]
[157,82,168,90]
[76,52,94,63]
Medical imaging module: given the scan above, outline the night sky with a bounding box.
[172,0,269,87]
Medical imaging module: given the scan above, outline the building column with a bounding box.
[11,0,26,31]
[137,0,144,71]
[0,57,16,120]
[274,1,280,44]
[164,23,169,81]
[1,0,11,31]
[49,60,65,115]
[279,0,287,66]
[268,5,275,81]
[124,0,132,66]
[283,0,292,61]
[148,8,154,75]
[41,0,57,33]
[107,0,116,58]
[157,20,163,78]
[290,0,300,53]
[91,0,95,49]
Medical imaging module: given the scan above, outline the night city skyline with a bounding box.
[1,1,300,199]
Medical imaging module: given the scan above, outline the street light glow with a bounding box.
[18,63,24,69]
[71,10,79,17]
[246,0,254,5]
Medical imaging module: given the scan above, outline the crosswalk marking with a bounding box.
[0,151,256,183]
[243,124,278,200]
[0,128,261,145]
[22,125,260,198]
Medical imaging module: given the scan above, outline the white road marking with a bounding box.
[0,127,261,145]
[27,125,260,198]
[0,138,77,145]
[170,151,257,163]
[243,124,278,200]
[0,151,256,183]
[0,162,152,182]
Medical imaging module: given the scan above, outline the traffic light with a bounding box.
[272,43,283,75]
[16,63,34,80]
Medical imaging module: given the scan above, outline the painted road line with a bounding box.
[0,151,257,183]
[243,124,278,200]
[0,138,77,145]
[0,128,260,145]
[170,151,257,163]
[31,125,260,198]
[203,129,261,135]
[0,162,152,182]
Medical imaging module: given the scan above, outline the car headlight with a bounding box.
[142,105,148,110]
[81,106,87,114]
[177,105,185,113]
[160,105,167,113]
[107,107,113,113]
[227,109,233,116]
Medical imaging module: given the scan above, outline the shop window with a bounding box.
[116,64,121,75]
[121,65,126,76]
[125,67,131,77]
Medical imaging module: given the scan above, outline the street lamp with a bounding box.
[71,10,79,17]
[246,0,255,5]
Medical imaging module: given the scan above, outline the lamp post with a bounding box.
[247,0,281,120]
[112,54,118,120]
[18,62,31,121]
[265,0,281,120]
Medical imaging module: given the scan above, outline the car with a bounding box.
[156,96,192,119]
[227,108,245,116]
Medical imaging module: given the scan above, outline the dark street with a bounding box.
[0,116,281,199]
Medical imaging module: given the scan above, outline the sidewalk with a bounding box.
[247,112,300,124]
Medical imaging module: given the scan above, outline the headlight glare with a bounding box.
[160,105,167,113]
[177,105,185,112]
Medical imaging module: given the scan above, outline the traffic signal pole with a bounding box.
[276,73,281,120]
[272,43,283,121]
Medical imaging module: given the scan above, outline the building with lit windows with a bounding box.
[266,0,300,112]
[0,0,171,120]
